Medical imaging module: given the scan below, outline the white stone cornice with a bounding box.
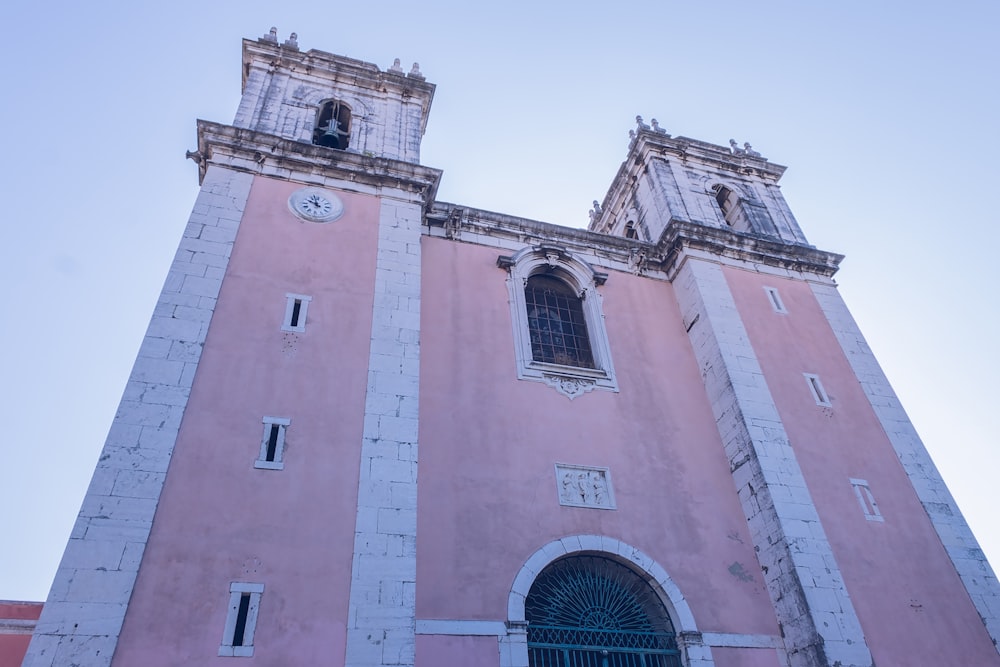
[194,120,443,202]
[657,220,843,280]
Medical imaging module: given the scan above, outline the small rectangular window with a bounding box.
[281,293,312,333]
[219,582,263,657]
[850,478,884,522]
[764,286,787,314]
[255,417,289,470]
[804,373,831,407]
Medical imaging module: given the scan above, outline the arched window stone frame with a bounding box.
[297,89,373,150]
[498,245,618,399]
[709,182,753,232]
[705,180,780,238]
[503,536,714,667]
[313,98,353,149]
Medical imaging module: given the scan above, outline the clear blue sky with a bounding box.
[1,1,997,602]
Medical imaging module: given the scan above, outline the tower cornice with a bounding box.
[194,120,443,203]
[632,130,787,181]
[655,219,843,280]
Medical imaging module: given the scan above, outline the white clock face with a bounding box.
[300,194,332,217]
[288,188,345,222]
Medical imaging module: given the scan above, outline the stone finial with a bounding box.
[262,27,278,43]
[629,129,636,140]
[389,58,404,73]
[635,115,650,131]
[651,118,666,134]
[407,62,425,80]
[729,139,745,155]
[588,200,603,224]
[283,32,299,49]
[744,142,761,158]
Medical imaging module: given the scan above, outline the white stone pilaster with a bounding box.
[811,282,1000,654]
[345,196,423,667]
[21,167,253,667]
[675,258,873,667]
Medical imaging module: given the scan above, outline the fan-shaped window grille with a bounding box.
[526,555,682,667]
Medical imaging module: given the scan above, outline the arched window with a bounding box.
[525,274,595,369]
[526,555,682,667]
[712,184,751,231]
[312,100,352,150]
[499,245,618,399]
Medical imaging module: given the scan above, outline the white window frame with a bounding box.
[281,293,312,333]
[803,373,832,407]
[499,245,617,400]
[850,478,884,522]
[254,417,289,470]
[764,286,788,314]
[219,582,264,657]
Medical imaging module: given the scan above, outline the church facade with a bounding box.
[20,31,1000,667]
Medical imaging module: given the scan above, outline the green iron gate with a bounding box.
[525,555,682,667]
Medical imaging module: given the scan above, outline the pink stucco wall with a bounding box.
[416,237,780,637]
[0,601,41,667]
[726,266,1000,666]
[709,646,782,667]
[415,635,498,667]
[113,177,380,666]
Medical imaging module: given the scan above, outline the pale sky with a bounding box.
[1,1,997,602]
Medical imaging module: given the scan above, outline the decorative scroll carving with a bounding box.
[555,464,615,509]
[542,373,597,399]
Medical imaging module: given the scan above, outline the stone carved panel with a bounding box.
[555,464,616,510]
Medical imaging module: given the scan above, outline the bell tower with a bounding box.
[231,29,432,163]
[590,118,809,248]
[585,117,1000,667]
[23,29,441,667]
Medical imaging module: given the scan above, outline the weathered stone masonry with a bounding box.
[812,282,1000,650]
[675,258,873,667]
[21,166,253,667]
[345,193,424,667]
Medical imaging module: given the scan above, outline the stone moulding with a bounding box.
[498,245,619,400]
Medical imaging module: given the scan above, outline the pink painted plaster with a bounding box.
[113,177,380,666]
[726,266,1000,666]
[709,646,782,667]
[0,601,41,667]
[415,635,498,667]
[416,238,780,637]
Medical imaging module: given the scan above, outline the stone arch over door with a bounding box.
[503,535,714,667]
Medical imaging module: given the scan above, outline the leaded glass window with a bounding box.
[526,555,681,667]
[525,275,595,369]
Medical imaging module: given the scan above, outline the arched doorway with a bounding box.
[525,555,682,667]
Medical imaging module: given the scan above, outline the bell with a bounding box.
[317,120,346,148]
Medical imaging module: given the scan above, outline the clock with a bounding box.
[288,187,345,223]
